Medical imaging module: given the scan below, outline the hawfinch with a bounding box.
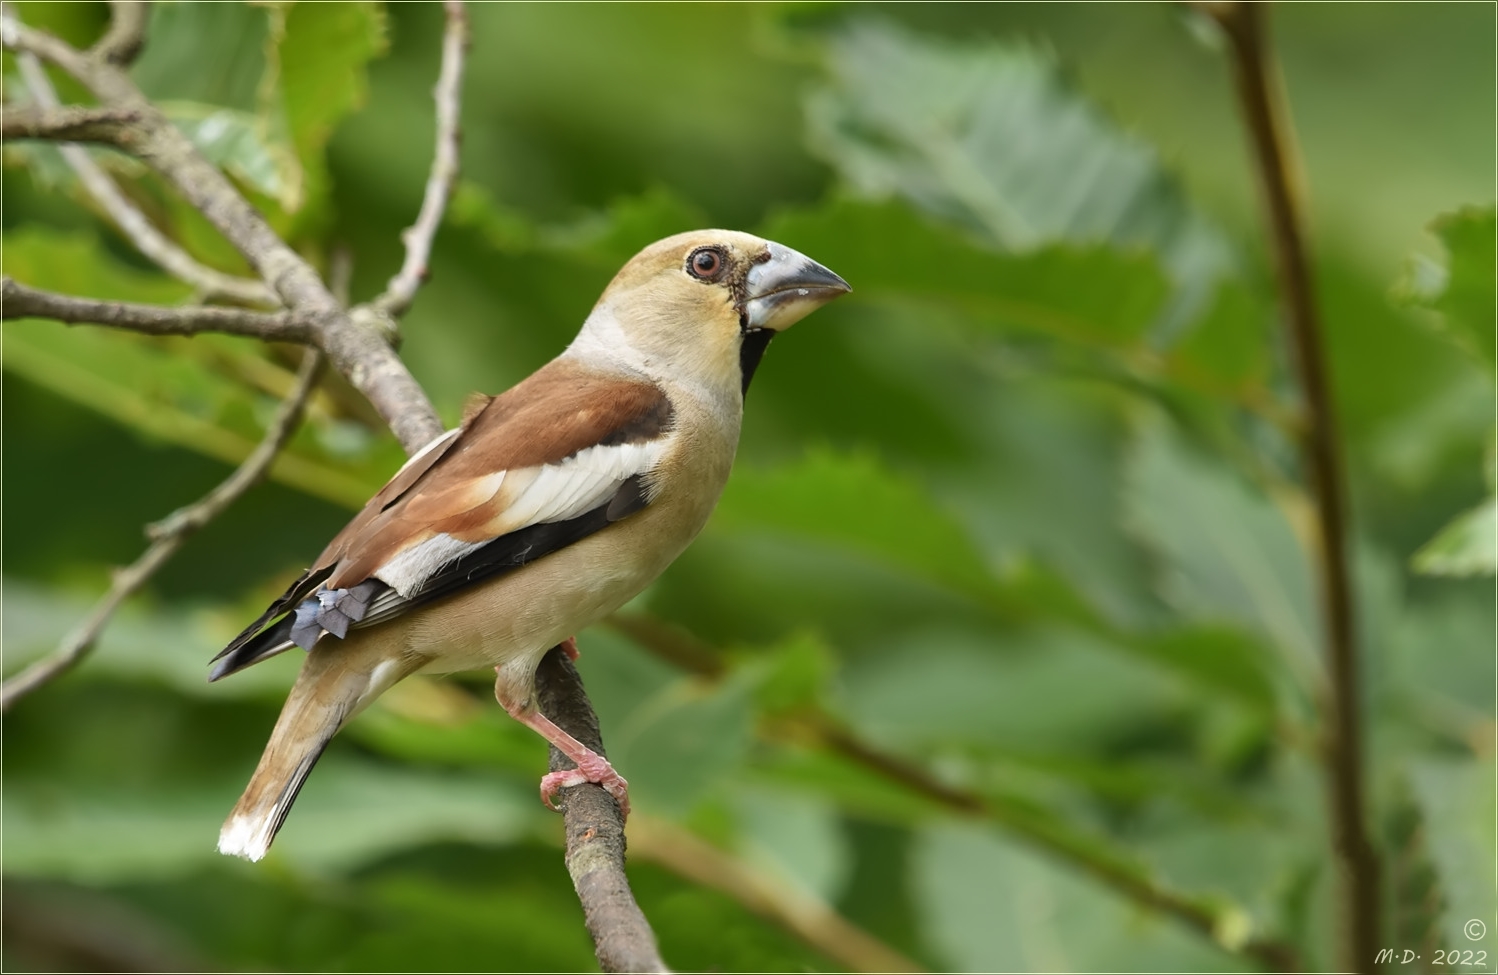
[211,231,849,861]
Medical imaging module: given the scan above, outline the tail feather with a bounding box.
[219,647,414,861]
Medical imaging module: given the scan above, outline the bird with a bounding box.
[210,230,850,861]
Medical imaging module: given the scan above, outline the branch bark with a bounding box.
[6,4,667,968]
[1,5,442,451]
[2,277,314,340]
[628,816,925,973]
[12,51,273,306]
[1,103,143,142]
[1204,5,1378,971]
[371,0,468,319]
[608,613,1303,972]
[1,349,325,711]
[90,0,149,66]
[534,647,668,974]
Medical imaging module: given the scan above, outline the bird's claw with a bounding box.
[540,749,630,820]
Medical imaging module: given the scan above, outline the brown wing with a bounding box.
[314,358,672,588]
[210,359,672,677]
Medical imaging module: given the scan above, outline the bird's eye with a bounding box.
[687,247,725,281]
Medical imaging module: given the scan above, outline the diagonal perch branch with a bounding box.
[534,647,669,974]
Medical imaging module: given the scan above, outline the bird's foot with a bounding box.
[539,749,630,818]
[559,636,580,661]
[496,662,629,820]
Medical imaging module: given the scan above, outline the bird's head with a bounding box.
[569,230,850,397]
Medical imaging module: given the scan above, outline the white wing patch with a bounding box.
[370,438,666,598]
[374,532,486,597]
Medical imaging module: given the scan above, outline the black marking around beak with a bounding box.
[739,327,774,396]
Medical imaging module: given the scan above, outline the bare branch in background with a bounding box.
[1201,4,1379,971]
[630,816,926,974]
[0,5,443,450]
[90,0,149,66]
[1,349,326,712]
[1,277,314,341]
[1,103,143,143]
[13,52,274,306]
[370,0,469,320]
[608,612,1304,972]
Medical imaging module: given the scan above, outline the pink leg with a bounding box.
[559,636,580,661]
[494,666,629,819]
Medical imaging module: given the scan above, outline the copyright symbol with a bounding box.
[1465,919,1486,941]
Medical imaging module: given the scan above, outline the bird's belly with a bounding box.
[401,490,712,696]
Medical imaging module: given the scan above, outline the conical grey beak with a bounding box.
[743,241,851,332]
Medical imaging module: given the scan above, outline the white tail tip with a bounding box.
[217,811,277,861]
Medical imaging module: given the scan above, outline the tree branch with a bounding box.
[2,277,313,341]
[608,613,1302,972]
[1,348,325,712]
[534,647,668,974]
[1201,5,1378,971]
[7,5,659,967]
[12,52,274,306]
[1,103,142,142]
[370,0,468,319]
[629,816,926,973]
[1,5,443,452]
[91,0,149,66]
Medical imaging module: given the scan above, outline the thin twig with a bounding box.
[533,647,668,974]
[1,349,325,711]
[1,6,443,452]
[611,612,1303,972]
[2,277,314,340]
[629,816,927,974]
[90,0,149,66]
[1204,5,1378,971]
[0,6,93,78]
[1,103,143,143]
[370,0,468,319]
[13,52,273,306]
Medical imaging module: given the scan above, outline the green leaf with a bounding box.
[765,197,1170,349]
[1123,420,1319,685]
[2,230,398,508]
[160,103,301,209]
[839,624,1188,753]
[1412,495,1496,577]
[733,786,850,903]
[1399,205,1496,373]
[2,756,537,882]
[130,3,270,111]
[274,2,387,226]
[806,19,1230,316]
[1409,757,1497,953]
[277,3,386,155]
[711,447,1000,603]
[2,577,299,699]
[748,630,838,717]
[1165,281,1273,395]
[913,821,1251,971]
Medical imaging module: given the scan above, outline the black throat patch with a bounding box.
[739,327,775,396]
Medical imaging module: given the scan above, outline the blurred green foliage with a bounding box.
[3,3,1492,972]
